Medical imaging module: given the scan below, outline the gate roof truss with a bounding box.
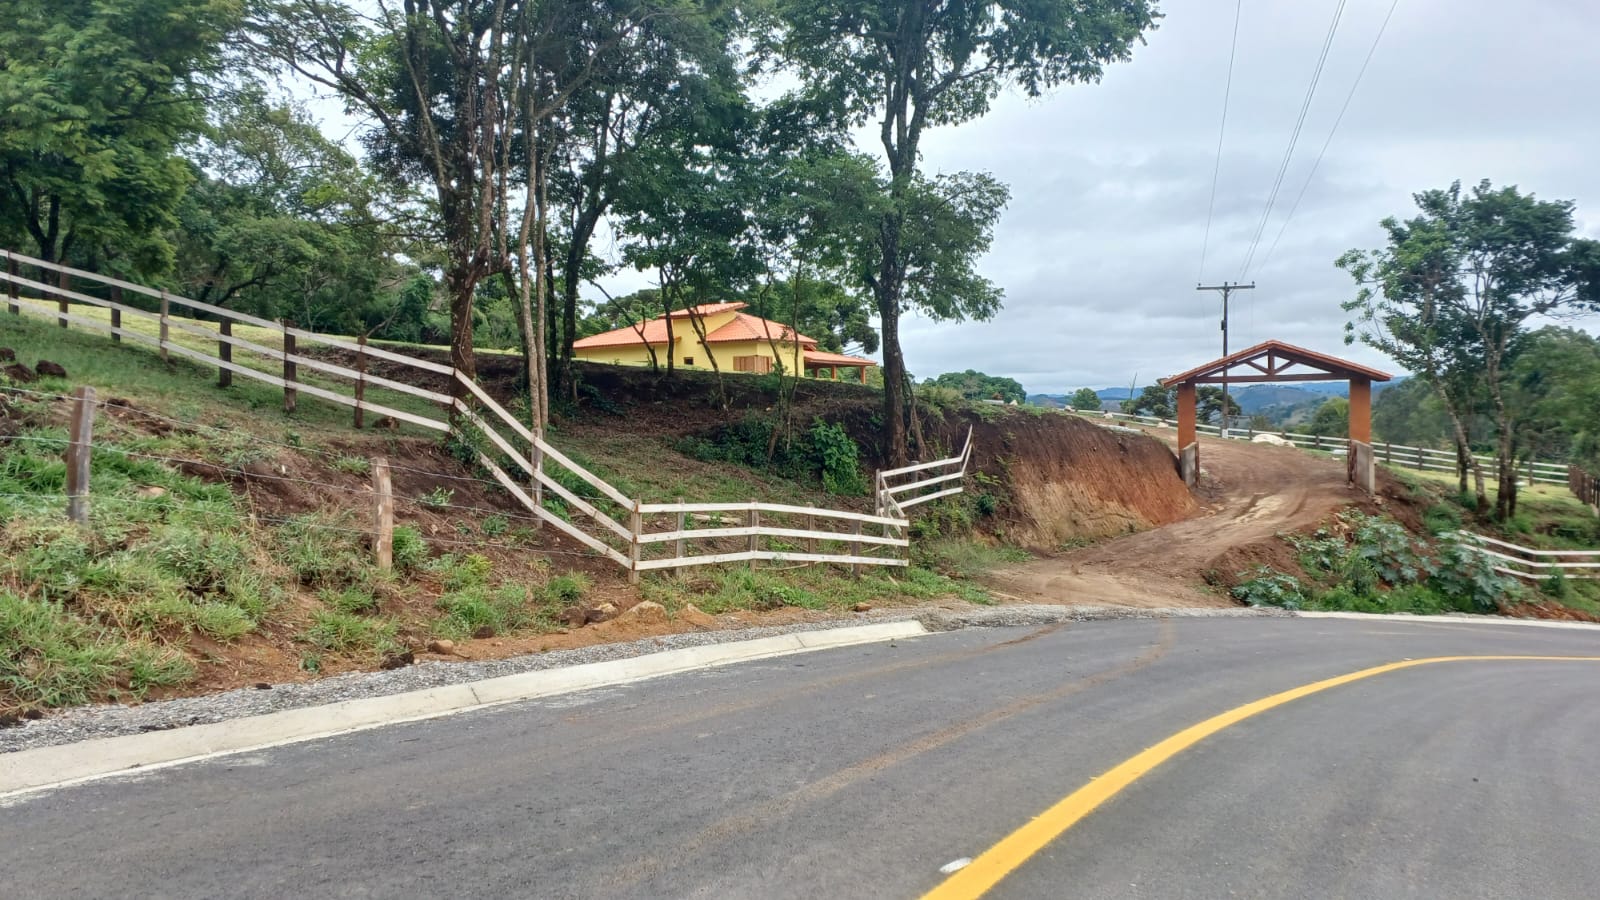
[1158,339,1392,387]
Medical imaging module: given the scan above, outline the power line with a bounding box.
[1257,0,1403,272]
[1238,0,1350,278]
[1197,0,1245,283]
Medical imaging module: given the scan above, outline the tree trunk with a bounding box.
[446,265,477,392]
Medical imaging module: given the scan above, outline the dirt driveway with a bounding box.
[986,429,1369,608]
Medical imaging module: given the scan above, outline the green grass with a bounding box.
[2,300,442,440]
[641,560,991,614]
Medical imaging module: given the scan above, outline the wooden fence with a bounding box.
[0,247,967,580]
[1455,532,1600,581]
[1072,408,1570,486]
[1571,466,1599,511]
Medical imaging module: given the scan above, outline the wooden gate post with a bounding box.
[109,285,122,343]
[281,321,298,414]
[66,386,97,524]
[372,456,393,570]
[218,319,233,388]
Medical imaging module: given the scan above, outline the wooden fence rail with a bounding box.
[1,247,972,581]
[1455,532,1600,581]
[1072,408,1569,486]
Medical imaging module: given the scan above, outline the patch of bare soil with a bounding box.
[986,429,1391,608]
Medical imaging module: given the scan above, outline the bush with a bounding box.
[1231,566,1306,609]
[1431,541,1521,612]
[809,419,868,496]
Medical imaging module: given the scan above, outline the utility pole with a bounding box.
[1196,281,1254,437]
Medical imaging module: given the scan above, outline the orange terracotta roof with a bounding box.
[1159,339,1392,386]
[572,317,676,350]
[703,313,818,346]
[803,349,876,368]
[667,301,746,318]
[573,304,822,352]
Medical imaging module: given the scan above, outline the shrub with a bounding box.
[1431,541,1521,612]
[808,419,868,496]
[1231,566,1306,609]
[540,573,589,606]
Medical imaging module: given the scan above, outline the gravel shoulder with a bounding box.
[0,605,1283,755]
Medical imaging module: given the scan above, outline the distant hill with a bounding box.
[1027,378,1404,419]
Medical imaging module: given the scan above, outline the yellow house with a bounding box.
[572,302,877,383]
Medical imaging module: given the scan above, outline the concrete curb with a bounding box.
[1295,610,1600,631]
[0,620,926,799]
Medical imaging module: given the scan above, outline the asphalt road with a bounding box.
[4,616,1599,899]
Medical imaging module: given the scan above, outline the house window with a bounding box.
[684,356,695,366]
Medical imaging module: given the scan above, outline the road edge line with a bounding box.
[1296,610,1600,630]
[0,620,926,799]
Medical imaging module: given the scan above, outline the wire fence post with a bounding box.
[66,386,97,524]
[109,285,122,343]
[56,269,69,329]
[158,290,170,364]
[282,321,297,414]
[218,318,233,388]
[372,456,393,571]
[7,254,19,315]
[673,498,685,577]
[354,333,367,428]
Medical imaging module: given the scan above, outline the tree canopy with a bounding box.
[926,370,1025,404]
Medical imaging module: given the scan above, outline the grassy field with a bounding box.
[2,306,1014,716]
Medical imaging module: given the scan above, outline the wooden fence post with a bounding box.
[66,386,97,524]
[805,504,817,555]
[849,519,862,577]
[747,500,759,568]
[530,441,543,529]
[1383,442,1392,463]
[1313,433,1323,451]
[627,500,642,585]
[354,333,367,428]
[109,285,122,343]
[56,269,69,329]
[7,255,19,315]
[218,319,233,388]
[673,497,686,577]
[1416,446,1424,471]
[158,291,170,364]
[281,321,297,414]
[372,456,393,571]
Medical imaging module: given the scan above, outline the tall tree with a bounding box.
[765,0,1159,463]
[1342,180,1600,518]
[0,0,238,273]
[1069,388,1102,411]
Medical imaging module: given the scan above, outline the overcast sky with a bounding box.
[863,0,1600,394]
[314,1,1599,395]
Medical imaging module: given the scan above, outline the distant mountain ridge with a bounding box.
[1027,379,1404,422]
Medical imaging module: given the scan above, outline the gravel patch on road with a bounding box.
[1,604,1278,754]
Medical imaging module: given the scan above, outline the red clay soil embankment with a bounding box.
[946,412,1197,551]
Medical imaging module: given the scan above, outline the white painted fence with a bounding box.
[0,247,976,580]
[1069,408,1568,486]
[1455,532,1600,581]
